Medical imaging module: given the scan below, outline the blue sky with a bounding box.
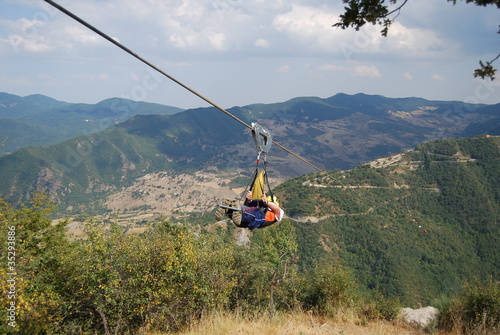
[0,0,499,109]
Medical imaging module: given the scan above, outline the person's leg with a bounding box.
[215,199,233,220]
[232,204,252,227]
[231,207,243,226]
[226,200,238,219]
[232,205,266,228]
[215,206,225,220]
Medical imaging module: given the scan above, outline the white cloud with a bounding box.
[269,4,454,62]
[403,72,413,80]
[273,5,333,35]
[38,73,52,80]
[65,26,101,45]
[431,73,445,81]
[337,21,454,62]
[4,0,449,60]
[207,31,226,50]
[351,65,381,78]
[272,4,341,52]
[0,18,51,53]
[6,34,51,52]
[317,64,345,71]
[1,0,499,108]
[176,0,205,18]
[0,13,109,56]
[0,75,31,87]
[254,38,270,48]
[384,22,453,55]
[64,73,111,81]
[276,64,290,73]
[315,63,383,78]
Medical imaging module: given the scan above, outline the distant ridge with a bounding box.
[0,92,184,156]
[0,92,70,117]
[0,92,498,214]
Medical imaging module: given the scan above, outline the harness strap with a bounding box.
[241,164,259,203]
[263,158,274,199]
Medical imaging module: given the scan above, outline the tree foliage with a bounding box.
[277,136,499,305]
[438,278,500,334]
[1,198,237,334]
[0,136,498,333]
[1,196,348,333]
[0,193,71,334]
[334,0,500,79]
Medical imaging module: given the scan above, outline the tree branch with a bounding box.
[474,53,500,80]
[335,0,499,80]
[385,0,409,18]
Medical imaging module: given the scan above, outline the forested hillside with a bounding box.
[275,136,499,305]
[0,93,498,218]
[0,107,248,214]
[1,136,498,334]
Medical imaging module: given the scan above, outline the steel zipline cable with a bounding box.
[43,0,324,173]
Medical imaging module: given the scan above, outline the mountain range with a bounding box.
[0,92,183,156]
[0,92,498,217]
[0,92,498,305]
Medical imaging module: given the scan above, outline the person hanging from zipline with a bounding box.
[216,189,284,229]
[215,122,284,229]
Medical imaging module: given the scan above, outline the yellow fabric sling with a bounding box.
[251,170,266,200]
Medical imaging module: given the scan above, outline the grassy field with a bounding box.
[147,311,429,335]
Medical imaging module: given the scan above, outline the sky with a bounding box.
[0,0,499,109]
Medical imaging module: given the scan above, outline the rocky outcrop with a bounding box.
[401,306,439,330]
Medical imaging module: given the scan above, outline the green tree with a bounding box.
[232,220,299,314]
[438,278,500,334]
[301,260,358,316]
[59,220,236,333]
[334,0,500,79]
[0,193,71,334]
[1,196,237,334]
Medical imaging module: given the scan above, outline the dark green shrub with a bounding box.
[302,262,358,315]
[438,278,500,334]
[358,292,400,321]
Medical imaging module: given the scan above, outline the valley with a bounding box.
[1,89,498,333]
[1,92,498,219]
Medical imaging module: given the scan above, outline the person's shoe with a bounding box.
[215,199,231,220]
[232,209,242,227]
[226,200,240,219]
[215,206,225,221]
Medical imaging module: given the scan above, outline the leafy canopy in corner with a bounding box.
[334,0,500,80]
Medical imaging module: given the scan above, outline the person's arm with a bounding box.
[267,202,284,221]
[262,193,284,221]
[244,191,253,206]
